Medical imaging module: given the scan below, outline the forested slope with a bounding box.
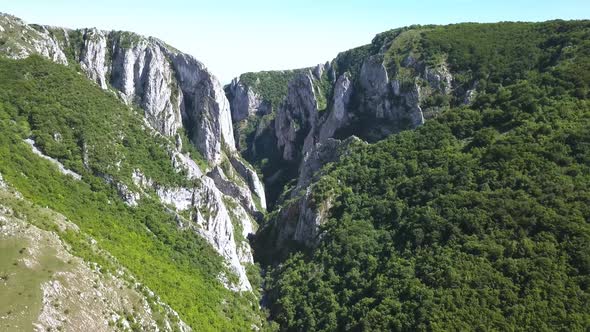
[261,20,590,331]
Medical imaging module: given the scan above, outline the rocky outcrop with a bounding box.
[207,165,262,219]
[99,173,141,207]
[360,56,391,102]
[0,14,67,64]
[170,149,204,180]
[275,72,319,161]
[0,172,6,189]
[24,139,82,180]
[226,78,271,122]
[424,64,453,94]
[1,14,236,166]
[360,56,424,127]
[312,61,335,81]
[157,187,194,211]
[318,73,353,142]
[110,35,183,137]
[285,137,362,244]
[1,14,265,299]
[229,156,267,210]
[165,51,236,164]
[255,137,364,262]
[0,182,191,331]
[295,137,360,192]
[79,28,109,89]
[157,177,253,291]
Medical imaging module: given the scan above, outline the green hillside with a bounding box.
[263,20,590,331]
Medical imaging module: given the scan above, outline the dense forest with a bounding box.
[263,20,590,331]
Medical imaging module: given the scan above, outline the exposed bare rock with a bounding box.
[0,185,191,332]
[275,72,319,161]
[463,81,479,105]
[312,61,335,82]
[156,177,253,291]
[131,169,154,189]
[424,64,453,94]
[229,156,267,210]
[157,187,194,211]
[360,56,424,127]
[1,14,237,165]
[166,51,236,164]
[464,89,477,104]
[170,149,204,180]
[100,173,141,207]
[79,28,109,89]
[226,78,271,122]
[360,56,391,100]
[230,205,256,264]
[295,137,360,193]
[207,165,262,219]
[256,137,364,259]
[0,13,261,296]
[318,73,353,142]
[110,36,183,137]
[0,14,67,64]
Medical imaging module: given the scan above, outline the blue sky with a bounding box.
[1,0,588,82]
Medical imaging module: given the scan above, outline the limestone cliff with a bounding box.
[0,13,234,165]
[0,13,265,294]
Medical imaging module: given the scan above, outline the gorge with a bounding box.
[0,12,589,331]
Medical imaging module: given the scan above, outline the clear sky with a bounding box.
[1,0,588,83]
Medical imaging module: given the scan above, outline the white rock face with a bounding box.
[157,187,194,211]
[80,28,109,89]
[275,72,319,161]
[360,56,424,127]
[207,165,262,218]
[99,173,141,207]
[1,14,237,166]
[229,157,267,210]
[132,169,154,189]
[267,137,363,247]
[318,73,353,142]
[157,178,253,291]
[171,149,204,180]
[312,61,335,81]
[2,14,263,294]
[231,204,256,264]
[110,36,183,137]
[166,51,236,164]
[29,26,68,65]
[226,79,271,122]
[424,64,453,94]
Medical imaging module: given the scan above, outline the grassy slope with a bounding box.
[0,188,181,331]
